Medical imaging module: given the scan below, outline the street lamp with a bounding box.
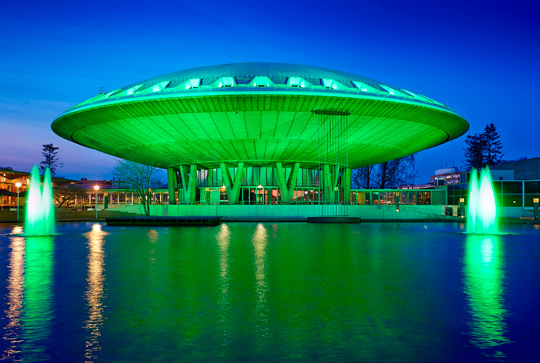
[15,182,22,222]
[94,185,100,220]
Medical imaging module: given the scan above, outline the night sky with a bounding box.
[1,0,538,182]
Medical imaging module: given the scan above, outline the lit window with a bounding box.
[380,85,396,96]
[126,85,144,95]
[352,81,386,94]
[217,77,235,88]
[152,81,170,92]
[251,76,272,88]
[289,77,306,88]
[401,89,416,98]
[322,78,333,88]
[185,78,201,89]
[105,89,122,98]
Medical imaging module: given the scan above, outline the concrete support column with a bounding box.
[179,164,198,204]
[220,162,244,204]
[207,168,214,187]
[342,167,351,205]
[167,167,179,205]
[275,162,300,204]
[323,165,340,204]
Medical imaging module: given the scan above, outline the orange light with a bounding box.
[94,185,100,191]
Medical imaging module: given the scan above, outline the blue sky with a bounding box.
[1,0,539,182]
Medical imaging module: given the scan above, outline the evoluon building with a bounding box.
[52,62,468,210]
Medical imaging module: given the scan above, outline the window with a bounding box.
[126,85,144,95]
[188,79,201,89]
[288,77,306,88]
[352,81,384,94]
[251,76,272,88]
[218,77,234,88]
[379,85,396,96]
[322,78,334,89]
[151,81,171,92]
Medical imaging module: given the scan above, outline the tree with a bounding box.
[376,154,417,189]
[54,187,88,208]
[112,159,163,216]
[351,154,417,189]
[351,165,375,189]
[463,134,486,170]
[483,122,504,165]
[40,143,63,176]
[463,122,504,170]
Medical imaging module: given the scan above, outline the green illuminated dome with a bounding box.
[52,62,469,169]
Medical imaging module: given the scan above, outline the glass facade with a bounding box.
[447,180,540,208]
[197,166,320,188]
[350,190,443,206]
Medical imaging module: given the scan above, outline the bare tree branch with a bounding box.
[112,159,163,216]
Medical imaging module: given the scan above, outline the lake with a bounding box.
[1,222,540,362]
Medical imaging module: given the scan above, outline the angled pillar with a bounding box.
[275,162,300,204]
[220,162,244,204]
[179,164,198,204]
[167,167,179,204]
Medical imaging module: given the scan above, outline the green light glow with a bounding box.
[467,167,498,234]
[52,63,469,170]
[24,166,55,236]
[22,236,54,361]
[463,235,509,357]
[252,223,269,348]
[216,224,231,338]
[467,170,480,232]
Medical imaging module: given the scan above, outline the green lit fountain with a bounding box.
[466,167,499,235]
[24,166,56,236]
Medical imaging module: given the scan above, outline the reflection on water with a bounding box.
[83,223,108,361]
[463,234,509,359]
[2,222,540,362]
[147,229,158,263]
[2,232,24,361]
[216,223,231,340]
[252,223,269,345]
[22,235,54,362]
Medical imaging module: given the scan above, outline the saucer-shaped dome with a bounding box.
[52,62,468,169]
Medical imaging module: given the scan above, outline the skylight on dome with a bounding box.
[289,77,306,88]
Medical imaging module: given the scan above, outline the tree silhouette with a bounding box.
[463,134,486,170]
[463,122,504,170]
[113,159,163,216]
[483,122,504,165]
[40,143,63,176]
[351,154,417,189]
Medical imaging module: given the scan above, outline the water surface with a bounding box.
[1,222,540,362]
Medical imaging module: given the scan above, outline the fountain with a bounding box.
[466,167,499,235]
[24,166,56,236]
